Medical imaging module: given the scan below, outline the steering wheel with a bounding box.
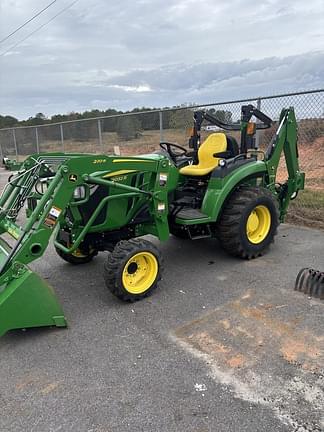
[159,142,188,163]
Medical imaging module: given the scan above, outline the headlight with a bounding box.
[157,202,166,212]
[73,186,86,200]
[219,159,227,167]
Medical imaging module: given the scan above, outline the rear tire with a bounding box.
[104,238,163,302]
[217,187,279,259]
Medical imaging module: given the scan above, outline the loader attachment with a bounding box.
[0,265,67,337]
[0,155,71,336]
[0,152,171,336]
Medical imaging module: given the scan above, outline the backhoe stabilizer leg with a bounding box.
[0,268,67,337]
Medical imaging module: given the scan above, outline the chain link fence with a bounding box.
[0,89,323,228]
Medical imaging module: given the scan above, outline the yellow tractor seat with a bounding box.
[179,133,227,176]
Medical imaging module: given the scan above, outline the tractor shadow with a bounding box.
[0,235,280,344]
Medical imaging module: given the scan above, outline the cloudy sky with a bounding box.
[0,0,323,119]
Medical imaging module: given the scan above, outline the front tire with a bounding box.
[55,246,97,265]
[104,238,163,302]
[217,187,279,259]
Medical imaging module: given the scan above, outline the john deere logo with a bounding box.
[69,174,78,182]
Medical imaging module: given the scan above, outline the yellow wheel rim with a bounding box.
[72,249,87,258]
[246,205,271,244]
[122,252,158,294]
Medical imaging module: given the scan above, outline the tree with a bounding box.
[0,115,18,128]
[207,109,232,124]
[116,116,141,140]
[169,108,193,129]
[22,112,48,126]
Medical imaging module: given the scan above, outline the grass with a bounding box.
[288,189,324,229]
[293,189,324,208]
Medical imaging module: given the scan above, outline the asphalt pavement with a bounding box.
[0,168,323,432]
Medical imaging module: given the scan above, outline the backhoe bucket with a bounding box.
[0,244,67,337]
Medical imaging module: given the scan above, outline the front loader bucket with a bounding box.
[0,266,67,337]
[0,154,72,337]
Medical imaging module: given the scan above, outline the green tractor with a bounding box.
[0,105,304,336]
[2,157,23,171]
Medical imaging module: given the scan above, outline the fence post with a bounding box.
[255,98,261,149]
[97,119,103,153]
[35,127,40,153]
[12,129,18,159]
[60,124,65,152]
[159,111,164,142]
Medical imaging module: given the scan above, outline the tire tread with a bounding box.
[218,186,279,259]
[104,238,163,302]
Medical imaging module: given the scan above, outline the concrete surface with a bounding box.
[0,168,323,432]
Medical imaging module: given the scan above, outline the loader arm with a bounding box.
[264,107,305,221]
[0,158,73,336]
[0,153,171,336]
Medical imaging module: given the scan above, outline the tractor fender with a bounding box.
[202,161,267,222]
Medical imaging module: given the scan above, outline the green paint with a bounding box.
[2,158,23,171]
[0,107,304,337]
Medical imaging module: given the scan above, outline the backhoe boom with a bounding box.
[265,108,305,220]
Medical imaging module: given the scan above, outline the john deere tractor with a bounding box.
[0,105,304,336]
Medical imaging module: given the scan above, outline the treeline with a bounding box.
[0,106,232,128]
[0,107,168,129]
[0,107,233,142]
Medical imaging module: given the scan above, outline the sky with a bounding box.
[0,0,323,120]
